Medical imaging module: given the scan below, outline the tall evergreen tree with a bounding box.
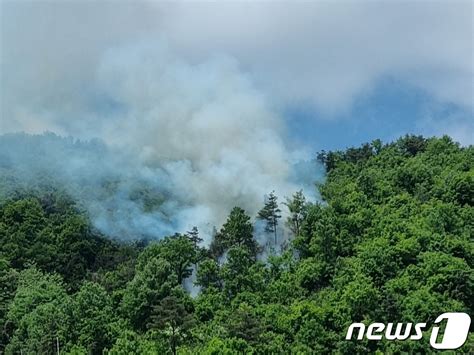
[210,207,258,258]
[258,191,282,245]
[186,226,202,248]
[186,226,206,268]
[283,190,307,236]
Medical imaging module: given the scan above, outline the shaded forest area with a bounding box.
[0,135,472,353]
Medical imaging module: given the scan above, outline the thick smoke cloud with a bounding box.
[96,41,319,239]
[0,133,178,238]
[0,41,321,241]
[1,1,472,134]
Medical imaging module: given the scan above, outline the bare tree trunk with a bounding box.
[171,326,177,355]
[273,220,277,246]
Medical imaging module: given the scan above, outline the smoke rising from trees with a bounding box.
[0,42,322,241]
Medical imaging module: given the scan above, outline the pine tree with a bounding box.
[186,226,206,268]
[186,226,202,248]
[257,191,282,245]
[210,207,258,258]
[283,190,306,236]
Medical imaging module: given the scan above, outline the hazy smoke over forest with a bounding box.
[0,42,321,242]
[1,1,471,241]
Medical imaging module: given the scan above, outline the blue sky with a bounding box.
[287,77,473,151]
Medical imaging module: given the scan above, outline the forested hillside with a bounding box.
[0,135,472,354]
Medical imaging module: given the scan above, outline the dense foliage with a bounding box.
[0,135,472,354]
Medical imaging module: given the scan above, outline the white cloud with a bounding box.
[417,108,474,146]
[156,1,473,114]
[1,0,472,134]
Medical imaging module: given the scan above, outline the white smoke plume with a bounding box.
[0,41,322,242]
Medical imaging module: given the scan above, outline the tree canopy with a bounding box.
[0,135,472,353]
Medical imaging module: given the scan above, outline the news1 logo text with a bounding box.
[346,312,471,350]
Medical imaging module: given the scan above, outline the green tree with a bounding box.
[186,226,202,248]
[139,235,197,285]
[148,294,195,355]
[109,330,166,355]
[257,191,282,245]
[196,259,222,291]
[211,207,258,258]
[120,257,175,330]
[220,247,265,299]
[68,282,116,353]
[283,190,307,236]
[0,258,17,352]
[5,267,69,355]
[225,303,262,344]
